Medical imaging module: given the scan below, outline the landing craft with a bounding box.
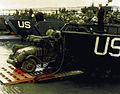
[4,16,65,37]
[9,20,64,37]
[2,17,120,84]
[1,21,120,84]
[6,23,120,74]
[62,23,120,77]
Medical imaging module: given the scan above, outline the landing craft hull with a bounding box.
[8,20,65,36]
[62,31,120,75]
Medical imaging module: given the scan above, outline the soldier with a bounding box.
[35,12,44,22]
[97,4,105,32]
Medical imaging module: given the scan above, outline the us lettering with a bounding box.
[94,36,120,57]
[18,21,31,28]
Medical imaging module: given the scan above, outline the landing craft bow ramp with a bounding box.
[0,64,35,85]
[0,64,83,85]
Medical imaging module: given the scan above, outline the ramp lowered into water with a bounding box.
[0,64,35,85]
[0,63,83,85]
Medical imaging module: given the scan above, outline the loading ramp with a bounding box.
[0,64,84,85]
[0,65,35,85]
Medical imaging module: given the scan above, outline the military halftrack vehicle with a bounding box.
[7,29,62,73]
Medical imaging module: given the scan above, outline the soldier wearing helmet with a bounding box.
[97,4,105,32]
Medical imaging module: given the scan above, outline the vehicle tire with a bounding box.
[21,58,37,73]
